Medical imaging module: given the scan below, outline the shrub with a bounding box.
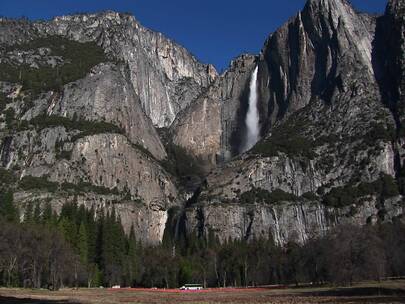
[322,174,399,208]
[302,192,318,201]
[0,92,10,112]
[19,175,58,193]
[18,174,122,196]
[0,168,16,187]
[363,123,396,144]
[20,115,124,142]
[56,150,72,160]
[314,134,340,146]
[251,117,316,159]
[4,107,15,126]
[378,174,400,198]
[70,120,124,142]
[131,143,155,160]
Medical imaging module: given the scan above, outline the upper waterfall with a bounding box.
[242,65,260,152]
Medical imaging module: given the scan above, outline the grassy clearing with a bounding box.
[0,280,404,304]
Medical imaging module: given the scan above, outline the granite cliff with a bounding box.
[1,0,404,245]
[178,0,405,245]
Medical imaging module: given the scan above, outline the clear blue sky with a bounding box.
[0,0,387,72]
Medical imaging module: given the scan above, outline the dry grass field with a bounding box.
[0,281,404,304]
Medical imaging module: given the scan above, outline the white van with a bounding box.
[180,284,203,290]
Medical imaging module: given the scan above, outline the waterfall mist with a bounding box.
[242,65,260,152]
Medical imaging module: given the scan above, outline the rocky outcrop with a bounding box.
[197,139,396,202]
[171,55,257,167]
[24,63,167,160]
[0,18,38,45]
[258,0,377,123]
[52,134,176,203]
[185,196,404,245]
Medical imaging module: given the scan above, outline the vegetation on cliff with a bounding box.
[0,36,107,95]
[251,118,316,159]
[322,174,399,208]
[0,92,10,112]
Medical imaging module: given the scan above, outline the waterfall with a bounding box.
[242,66,260,152]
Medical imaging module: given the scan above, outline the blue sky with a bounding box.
[0,0,387,71]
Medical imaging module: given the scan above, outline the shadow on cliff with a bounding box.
[0,296,80,304]
[229,72,251,156]
[371,9,404,177]
[372,11,400,122]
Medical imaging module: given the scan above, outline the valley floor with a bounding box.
[0,281,404,304]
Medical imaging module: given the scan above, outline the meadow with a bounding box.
[0,280,404,304]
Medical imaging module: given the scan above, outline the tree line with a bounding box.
[0,190,404,289]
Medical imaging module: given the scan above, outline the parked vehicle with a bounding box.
[180,284,203,290]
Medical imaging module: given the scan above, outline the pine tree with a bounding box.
[77,204,87,227]
[41,202,53,225]
[95,210,105,282]
[78,221,89,264]
[86,206,97,264]
[102,209,120,285]
[86,263,103,288]
[33,202,41,224]
[128,225,138,286]
[0,190,18,222]
[58,217,78,250]
[23,201,34,223]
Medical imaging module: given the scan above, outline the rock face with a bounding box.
[185,197,405,245]
[0,13,198,244]
[171,54,257,168]
[1,12,217,128]
[181,0,405,245]
[258,0,377,123]
[22,63,167,160]
[375,0,405,116]
[47,12,218,128]
[1,0,405,246]
[4,126,177,243]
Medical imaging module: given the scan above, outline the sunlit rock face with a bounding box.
[23,63,167,160]
[1,11,217,128]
